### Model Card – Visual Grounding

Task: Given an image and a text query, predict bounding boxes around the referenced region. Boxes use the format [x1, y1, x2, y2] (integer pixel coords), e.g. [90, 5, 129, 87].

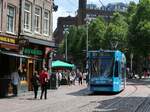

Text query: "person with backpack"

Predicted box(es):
[39, 68, 49, 99]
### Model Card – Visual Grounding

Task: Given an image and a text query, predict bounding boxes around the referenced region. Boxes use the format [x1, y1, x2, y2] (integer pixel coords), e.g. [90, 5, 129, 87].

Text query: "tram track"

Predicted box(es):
[76, 84, 139, 112]
[104, 84, 138, 109]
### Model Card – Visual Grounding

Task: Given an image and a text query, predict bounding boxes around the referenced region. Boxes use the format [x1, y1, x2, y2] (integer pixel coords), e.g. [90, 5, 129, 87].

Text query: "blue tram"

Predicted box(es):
[87, 50, 126, 92]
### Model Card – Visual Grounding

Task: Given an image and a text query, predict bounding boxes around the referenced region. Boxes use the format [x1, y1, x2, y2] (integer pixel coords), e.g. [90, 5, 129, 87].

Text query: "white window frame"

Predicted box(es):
[43, 10, 49, 36]
[7, 5, 15, 33]
[24, 1, 31, 31]
[0, 0, 2, 31]
[34, 6, 41, 33]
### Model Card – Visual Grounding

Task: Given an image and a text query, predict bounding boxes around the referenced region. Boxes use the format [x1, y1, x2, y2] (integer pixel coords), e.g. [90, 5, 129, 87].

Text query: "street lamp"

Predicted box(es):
[85, 17, 90, 70]
[63, 28, 69, 61]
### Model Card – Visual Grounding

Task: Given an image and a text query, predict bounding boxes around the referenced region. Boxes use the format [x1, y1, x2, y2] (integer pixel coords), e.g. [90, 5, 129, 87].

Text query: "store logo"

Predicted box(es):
[0, 36, 15, 44]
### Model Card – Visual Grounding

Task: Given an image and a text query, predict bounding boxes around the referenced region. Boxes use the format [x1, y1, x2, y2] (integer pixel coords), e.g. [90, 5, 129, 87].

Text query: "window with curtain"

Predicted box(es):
[7, 5, 15, 33]
[34, 6, 41, 33]
[43, 10, 49, 35]
[24, 1, 31, 31]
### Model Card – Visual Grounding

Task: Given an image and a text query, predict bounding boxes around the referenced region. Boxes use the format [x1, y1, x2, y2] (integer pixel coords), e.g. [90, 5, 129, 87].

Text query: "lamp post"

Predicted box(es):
[85, 17, 90, 70]
[130, 53, 133, 74]
[64, 28, 69, 61]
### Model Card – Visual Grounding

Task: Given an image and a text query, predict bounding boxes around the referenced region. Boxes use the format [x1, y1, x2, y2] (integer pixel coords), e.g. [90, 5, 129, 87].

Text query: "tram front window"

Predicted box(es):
[91, 56, 114, 78]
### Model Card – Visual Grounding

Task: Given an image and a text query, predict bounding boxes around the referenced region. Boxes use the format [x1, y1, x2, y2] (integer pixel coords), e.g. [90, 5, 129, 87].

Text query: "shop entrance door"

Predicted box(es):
[28, 60, 33, 91]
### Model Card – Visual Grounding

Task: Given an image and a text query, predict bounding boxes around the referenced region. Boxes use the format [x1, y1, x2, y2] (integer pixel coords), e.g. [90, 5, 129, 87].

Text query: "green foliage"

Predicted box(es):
[104, 12, 128, 50]
[126, 1, 137, 24]
[128, 0, 150, 57]
[88, 17, 106, 50]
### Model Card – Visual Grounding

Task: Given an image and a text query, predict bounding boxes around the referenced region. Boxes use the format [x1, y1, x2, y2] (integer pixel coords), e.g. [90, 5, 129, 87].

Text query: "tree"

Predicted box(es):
[58, 17, 106, 69]
[129, 0, 150, 57]
[128, 0, 150, 74]
[88, 17, 106, 50]
[58, 26, 86, 68]
[104, 12, 128, 50]
[126, 1, 137, 24]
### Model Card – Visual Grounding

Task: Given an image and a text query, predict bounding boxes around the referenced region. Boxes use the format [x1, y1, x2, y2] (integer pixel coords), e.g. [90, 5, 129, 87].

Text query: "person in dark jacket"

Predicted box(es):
[31, 71, 40, 99]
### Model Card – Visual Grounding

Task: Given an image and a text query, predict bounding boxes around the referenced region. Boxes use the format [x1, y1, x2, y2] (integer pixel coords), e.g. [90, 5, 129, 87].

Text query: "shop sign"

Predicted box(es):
[0, 36, 15, 44]
[23, 48, 43, 56]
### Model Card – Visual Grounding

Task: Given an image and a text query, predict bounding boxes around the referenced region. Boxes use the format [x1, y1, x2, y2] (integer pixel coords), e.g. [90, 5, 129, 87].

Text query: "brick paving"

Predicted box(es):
[0, 83, 89, 112]
[1, 79, 150, 112]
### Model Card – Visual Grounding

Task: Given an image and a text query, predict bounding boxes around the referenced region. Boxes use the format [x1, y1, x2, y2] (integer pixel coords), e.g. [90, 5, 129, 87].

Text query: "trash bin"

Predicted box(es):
[49, 74, 58, 89]
[0, 78, 10, 98]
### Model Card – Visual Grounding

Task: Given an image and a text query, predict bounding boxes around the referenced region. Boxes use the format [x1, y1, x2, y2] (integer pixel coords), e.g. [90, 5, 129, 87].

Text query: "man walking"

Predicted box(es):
[11, 69, 20, 96]
[39, 68, 49, 99]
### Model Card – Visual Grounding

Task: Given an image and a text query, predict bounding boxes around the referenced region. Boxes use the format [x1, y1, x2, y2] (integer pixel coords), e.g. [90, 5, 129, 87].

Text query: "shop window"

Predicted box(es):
[43, 10, 49, 35]
[7, 5, 15, 33]
[24, 1, 31, 31]
[34, 6, 41, 33]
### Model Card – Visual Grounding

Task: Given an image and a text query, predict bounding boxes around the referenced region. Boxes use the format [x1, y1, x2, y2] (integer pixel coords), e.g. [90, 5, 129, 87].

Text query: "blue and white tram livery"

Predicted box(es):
[87, 50, 126, 92]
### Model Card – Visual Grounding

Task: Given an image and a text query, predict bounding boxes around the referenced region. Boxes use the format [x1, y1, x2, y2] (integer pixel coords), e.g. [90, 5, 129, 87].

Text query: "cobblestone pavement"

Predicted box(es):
[0, 79, 150, 112]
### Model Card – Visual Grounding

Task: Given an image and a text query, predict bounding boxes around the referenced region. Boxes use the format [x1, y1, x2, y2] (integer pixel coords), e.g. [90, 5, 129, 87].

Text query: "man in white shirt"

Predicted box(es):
[11, 69, 20, 96]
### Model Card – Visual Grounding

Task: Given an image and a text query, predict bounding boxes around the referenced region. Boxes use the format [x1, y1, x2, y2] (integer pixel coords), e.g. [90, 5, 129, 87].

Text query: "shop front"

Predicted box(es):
[0, 35, 19, 97]
[19, 43, 54, 91]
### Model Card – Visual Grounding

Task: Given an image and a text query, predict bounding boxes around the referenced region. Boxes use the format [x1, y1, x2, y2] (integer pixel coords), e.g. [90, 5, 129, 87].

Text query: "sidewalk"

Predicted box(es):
[0, 83, 88, 112]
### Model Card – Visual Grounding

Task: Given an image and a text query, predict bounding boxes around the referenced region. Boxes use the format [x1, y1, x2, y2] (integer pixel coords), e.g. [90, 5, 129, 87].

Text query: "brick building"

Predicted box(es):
[0, 0, 55, 96]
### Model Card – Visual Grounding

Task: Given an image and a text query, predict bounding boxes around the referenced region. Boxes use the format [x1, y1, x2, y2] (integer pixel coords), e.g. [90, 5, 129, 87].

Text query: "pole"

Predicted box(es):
[130, 53, 133, 73]
[86, 20, 89, 70]
[65, 32, 68, 61]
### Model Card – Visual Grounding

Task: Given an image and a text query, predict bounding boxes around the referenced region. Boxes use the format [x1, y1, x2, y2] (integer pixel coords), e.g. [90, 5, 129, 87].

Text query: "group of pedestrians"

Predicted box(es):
[10, 68, 87, 99]
[10, 68, 49, 99]
[31, 68, 49, 99]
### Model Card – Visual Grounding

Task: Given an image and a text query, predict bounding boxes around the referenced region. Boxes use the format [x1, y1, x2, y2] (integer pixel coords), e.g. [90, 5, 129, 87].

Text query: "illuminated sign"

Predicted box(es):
[0, 36, 16, 44]
[23, 48, 43, 56]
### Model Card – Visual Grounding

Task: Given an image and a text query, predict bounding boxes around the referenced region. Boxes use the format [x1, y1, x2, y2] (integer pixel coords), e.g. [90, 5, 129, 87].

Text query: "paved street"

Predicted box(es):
[1, 79, 150, 112]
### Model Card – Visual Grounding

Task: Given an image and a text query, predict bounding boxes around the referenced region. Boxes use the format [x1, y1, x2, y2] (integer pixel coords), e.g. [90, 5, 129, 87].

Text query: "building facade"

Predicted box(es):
[0, 0, 55, 96]
[19, 0, 54, 91]
[0, 0, 20, 97]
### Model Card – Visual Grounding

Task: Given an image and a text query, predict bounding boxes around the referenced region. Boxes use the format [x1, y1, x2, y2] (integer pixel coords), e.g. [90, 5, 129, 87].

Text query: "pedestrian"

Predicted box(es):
[57, 71, 62, 86]
[39, 68, 49, 99]
[31, 71, 40, 99]
[11, 69, 20, 96]
[78, 72, 83, 85]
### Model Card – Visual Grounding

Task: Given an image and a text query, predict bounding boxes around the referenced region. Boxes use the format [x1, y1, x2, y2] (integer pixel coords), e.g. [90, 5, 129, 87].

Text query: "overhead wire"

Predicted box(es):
[98, 0, 105, 7]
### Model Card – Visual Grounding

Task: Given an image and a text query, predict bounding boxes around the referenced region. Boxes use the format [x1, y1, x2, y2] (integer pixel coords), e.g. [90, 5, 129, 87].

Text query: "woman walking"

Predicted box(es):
[31, 71, 40, 99]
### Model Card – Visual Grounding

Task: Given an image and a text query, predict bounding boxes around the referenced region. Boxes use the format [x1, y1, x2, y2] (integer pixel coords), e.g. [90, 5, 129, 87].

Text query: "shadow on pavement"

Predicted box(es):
[127, 78, 150, 86]
[67, 88, 121, 96]
[92, 96, 150, 112]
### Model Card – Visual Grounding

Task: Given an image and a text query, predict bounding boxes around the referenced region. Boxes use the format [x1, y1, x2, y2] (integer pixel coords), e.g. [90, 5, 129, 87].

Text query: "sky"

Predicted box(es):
[53, 0, 139, 31]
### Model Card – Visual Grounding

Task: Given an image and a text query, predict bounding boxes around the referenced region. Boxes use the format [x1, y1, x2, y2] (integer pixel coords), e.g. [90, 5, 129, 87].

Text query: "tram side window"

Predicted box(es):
[114, 61, 119, 77]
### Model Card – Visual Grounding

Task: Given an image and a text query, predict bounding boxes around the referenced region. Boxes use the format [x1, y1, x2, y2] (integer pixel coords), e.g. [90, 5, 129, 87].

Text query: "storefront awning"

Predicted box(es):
[0, 50, 31, 58]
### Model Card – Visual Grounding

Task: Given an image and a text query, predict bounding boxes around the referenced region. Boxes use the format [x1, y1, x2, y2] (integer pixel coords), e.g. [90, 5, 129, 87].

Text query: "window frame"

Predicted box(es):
[24, 1, 32, 32]
[7, 4, 15, 33]
[34, 6, 41, 34]
[43, 10, 49, 36]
